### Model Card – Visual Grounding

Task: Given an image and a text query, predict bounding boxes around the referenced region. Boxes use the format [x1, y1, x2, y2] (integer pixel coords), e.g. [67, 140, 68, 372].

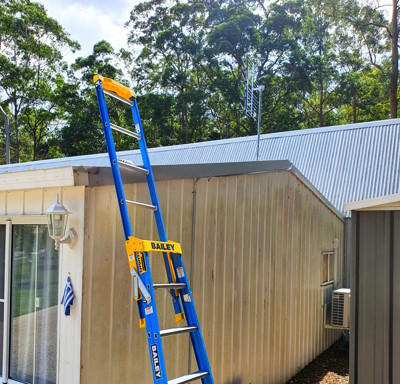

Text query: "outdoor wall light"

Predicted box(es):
[45, 193, 78, 250]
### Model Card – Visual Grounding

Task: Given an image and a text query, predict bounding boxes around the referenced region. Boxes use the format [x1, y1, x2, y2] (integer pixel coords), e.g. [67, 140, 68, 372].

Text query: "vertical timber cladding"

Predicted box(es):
[351, 211, 400, 384]
[81, 171, 344, 384]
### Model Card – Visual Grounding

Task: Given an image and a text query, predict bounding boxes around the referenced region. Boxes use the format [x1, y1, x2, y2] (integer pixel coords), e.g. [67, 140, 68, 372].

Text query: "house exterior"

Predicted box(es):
[4, 116, 398, 290]
[345, 195, 400, 384]
[0, 160, 344, 384]
[1, 116, 398, 383]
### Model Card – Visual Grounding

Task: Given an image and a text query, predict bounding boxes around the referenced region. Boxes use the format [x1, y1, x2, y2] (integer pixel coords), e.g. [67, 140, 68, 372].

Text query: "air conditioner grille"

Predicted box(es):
[331, 293, 345, 327]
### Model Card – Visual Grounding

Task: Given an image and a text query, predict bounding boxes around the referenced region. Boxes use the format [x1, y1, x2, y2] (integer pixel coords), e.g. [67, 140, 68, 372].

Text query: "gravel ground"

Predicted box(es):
[287, 339, 349, 384]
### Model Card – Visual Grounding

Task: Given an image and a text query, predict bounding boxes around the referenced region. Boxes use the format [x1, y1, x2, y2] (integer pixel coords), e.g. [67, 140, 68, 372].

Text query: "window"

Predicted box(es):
[322, 251, 335, 285]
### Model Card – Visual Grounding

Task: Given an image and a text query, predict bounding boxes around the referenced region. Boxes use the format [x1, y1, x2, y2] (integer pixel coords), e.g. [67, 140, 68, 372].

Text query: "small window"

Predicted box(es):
[322, 251, 335, 285]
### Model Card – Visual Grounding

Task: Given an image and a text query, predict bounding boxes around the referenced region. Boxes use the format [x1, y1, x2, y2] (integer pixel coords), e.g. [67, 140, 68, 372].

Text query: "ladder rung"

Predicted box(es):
[103, 89, 134, 106]
[126, 200, 157, 211]
[160, 326, 197, 338]
[110, 123, 141, 139]
[118, 159, 149, 174]
[153, 283, 186, 290]
[168, 371, 209, 384]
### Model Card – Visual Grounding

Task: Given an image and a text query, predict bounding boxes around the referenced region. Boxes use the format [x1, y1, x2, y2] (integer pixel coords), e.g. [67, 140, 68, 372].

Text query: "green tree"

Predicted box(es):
[334, 0, 395, 117]
[205, 0, 262, 136]
[257, 0, 311, 132]
[298, 0, 342, 127]
[0, 0, 79, 162]
[337, 65, 390, 122]
[205, 0, 310, 134]
[58, 41, 134, 156]
[126, 0, 211, 143]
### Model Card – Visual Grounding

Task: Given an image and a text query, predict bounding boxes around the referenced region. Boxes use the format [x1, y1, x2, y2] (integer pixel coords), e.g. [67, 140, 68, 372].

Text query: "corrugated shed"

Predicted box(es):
[81, 171, 344, 384]
[1, 118, 399, 216]
[350, 211, 400, 384]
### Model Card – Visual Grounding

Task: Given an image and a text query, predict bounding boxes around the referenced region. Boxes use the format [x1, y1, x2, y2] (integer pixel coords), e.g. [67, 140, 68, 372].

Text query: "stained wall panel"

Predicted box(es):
[81, 171, 344, 383]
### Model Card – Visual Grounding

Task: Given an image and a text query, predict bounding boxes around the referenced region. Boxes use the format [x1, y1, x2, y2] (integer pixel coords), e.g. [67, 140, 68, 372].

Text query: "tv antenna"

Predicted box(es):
[242, 59, 264, 160]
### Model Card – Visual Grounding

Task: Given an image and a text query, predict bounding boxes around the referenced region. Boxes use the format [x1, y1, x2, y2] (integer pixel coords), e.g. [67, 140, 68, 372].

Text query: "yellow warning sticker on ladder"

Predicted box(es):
[137, 252, 147, 274]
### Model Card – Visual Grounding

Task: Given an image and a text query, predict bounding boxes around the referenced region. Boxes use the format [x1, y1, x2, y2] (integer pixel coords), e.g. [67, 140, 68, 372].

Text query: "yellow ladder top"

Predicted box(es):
[93, 74, 136, 101]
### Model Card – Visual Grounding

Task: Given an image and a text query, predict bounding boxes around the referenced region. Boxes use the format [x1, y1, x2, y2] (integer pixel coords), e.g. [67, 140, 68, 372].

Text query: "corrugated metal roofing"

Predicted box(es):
[1, 118, 399, 216]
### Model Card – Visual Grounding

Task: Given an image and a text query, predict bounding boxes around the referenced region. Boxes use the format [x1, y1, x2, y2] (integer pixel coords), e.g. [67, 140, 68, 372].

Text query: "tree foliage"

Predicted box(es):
[56, 40, 137, 156]
[0, 0, 79, 161]
[0, 0, 398, 163]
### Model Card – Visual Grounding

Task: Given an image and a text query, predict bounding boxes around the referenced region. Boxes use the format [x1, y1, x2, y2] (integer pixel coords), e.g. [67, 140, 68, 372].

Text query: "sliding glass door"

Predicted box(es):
[9, 224, 58, 384]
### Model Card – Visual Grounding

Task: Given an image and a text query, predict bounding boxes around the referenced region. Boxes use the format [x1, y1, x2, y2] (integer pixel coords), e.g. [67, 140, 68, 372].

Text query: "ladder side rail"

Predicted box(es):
[94, 80, 133, 240]
[130, 100, 184, 320]
[130, 100, 167, 241]
[136, 250, 168, 383]
[171, 253, 214, 384]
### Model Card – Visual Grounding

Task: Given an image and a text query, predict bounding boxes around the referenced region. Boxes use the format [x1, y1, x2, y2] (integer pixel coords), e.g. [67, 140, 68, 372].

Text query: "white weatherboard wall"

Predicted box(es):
[81, 171, 344, 384]
[0, 184, 85, 384]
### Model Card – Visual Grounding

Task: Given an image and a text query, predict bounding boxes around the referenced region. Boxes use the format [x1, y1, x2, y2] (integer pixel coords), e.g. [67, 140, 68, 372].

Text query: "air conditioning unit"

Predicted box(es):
[330, 288, 350, 329]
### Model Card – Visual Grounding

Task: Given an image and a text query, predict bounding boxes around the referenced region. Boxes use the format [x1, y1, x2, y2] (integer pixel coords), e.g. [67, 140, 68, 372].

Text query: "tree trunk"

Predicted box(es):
[319, 83, 324, 127]
[352, 86, 357, 123]
[181, 112, 187, 143]
[0, 106, 10, 164]
[249, 116, 256, 135]
[13, 100, 19, 163]
[390, 0, 398, 118]
[319, 34, 324, 127]
[33, 137, 37, 161]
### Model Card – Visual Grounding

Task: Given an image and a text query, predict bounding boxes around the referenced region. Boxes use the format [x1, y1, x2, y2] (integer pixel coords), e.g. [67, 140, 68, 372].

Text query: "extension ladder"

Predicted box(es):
[93, 75, 214, 384]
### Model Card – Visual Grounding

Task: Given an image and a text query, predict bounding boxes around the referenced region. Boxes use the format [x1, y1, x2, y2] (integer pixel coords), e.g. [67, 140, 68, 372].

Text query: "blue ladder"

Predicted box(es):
[94, 75, 214, 384]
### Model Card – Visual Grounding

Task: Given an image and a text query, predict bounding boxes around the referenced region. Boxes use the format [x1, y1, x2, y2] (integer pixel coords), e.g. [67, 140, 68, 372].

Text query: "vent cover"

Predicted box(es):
[330, 288, 350, 329]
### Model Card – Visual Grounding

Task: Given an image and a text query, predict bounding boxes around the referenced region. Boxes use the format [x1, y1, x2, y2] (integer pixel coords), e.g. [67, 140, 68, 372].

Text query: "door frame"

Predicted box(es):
[0, 215, 59, 384]
[2, 220, 12, 383]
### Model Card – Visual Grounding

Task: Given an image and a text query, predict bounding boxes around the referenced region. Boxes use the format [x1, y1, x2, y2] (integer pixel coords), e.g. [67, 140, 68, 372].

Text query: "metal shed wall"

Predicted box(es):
[350, 211, 400, 384]
[81, 170, 344, 383]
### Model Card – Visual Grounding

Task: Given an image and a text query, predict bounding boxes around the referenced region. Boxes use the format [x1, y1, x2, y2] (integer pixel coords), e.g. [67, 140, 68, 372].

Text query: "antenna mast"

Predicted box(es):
[242, 59, 264, 160]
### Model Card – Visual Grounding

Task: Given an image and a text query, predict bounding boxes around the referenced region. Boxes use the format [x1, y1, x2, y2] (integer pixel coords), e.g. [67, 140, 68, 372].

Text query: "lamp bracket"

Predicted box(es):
[56, 228, 78, 250]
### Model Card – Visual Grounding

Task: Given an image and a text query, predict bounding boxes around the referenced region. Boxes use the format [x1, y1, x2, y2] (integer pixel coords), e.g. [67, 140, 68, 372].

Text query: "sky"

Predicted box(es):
[39, 0, 141, 63]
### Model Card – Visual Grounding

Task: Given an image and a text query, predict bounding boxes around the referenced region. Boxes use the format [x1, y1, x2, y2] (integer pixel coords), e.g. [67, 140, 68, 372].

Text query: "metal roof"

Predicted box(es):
[343, 193, 400, 211]
[1, 118, 399, 216]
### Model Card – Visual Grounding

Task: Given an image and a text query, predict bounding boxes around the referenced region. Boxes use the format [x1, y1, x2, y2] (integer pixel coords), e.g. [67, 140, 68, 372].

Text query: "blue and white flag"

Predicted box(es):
[61, 276, 74, 316]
